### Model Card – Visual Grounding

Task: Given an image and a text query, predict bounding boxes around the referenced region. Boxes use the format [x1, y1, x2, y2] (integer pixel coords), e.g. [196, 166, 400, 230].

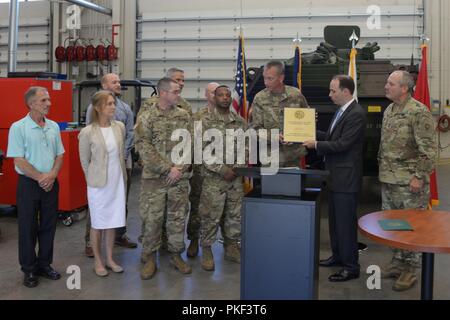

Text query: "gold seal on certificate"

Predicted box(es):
[283, 108, 316, 143]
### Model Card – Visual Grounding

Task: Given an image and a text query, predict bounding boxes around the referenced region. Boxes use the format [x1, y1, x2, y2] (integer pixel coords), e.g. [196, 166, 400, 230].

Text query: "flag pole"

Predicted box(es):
[293, 34, 302, 91]
[348, 30, 359, 101]
[236, 0, 252, 193]
[240, 29, 248, 120]
[292, 34, 305, 168]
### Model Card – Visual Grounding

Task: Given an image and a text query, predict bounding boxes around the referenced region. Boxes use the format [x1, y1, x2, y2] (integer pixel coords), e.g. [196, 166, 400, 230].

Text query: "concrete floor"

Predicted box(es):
[0, 165, 449, 300]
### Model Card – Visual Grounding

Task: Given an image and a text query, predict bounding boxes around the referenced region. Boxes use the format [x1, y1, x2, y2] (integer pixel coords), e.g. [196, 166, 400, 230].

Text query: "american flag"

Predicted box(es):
[233, 31, 252, 192]
[232, 31, 248, 120]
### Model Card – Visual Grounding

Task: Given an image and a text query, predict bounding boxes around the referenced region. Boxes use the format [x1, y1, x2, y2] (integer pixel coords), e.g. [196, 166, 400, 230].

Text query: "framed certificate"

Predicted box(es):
[283, 108, 316, 143]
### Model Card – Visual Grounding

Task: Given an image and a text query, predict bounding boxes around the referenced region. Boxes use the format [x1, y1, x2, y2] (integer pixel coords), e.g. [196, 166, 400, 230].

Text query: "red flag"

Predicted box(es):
[413, 44, 439, 207]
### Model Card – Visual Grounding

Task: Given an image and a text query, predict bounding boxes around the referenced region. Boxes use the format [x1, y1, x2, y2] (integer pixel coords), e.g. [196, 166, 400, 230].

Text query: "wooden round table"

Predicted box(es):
[358, 209, 450, 300]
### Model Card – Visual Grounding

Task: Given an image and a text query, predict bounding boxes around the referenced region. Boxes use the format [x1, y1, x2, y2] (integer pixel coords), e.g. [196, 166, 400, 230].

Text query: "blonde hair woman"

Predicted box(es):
[79, 90, 127, 276]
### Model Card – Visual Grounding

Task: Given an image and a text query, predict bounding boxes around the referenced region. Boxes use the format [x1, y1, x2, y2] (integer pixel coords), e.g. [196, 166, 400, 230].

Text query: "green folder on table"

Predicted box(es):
[378, 219, 414, 231]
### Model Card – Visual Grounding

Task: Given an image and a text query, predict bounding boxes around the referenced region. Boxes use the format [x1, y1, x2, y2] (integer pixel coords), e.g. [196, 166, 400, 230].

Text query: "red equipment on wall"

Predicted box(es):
[75, 45, 86, 62]
[55, 46, 66, 62]
[438, 114, 450, 133]
[66, 45, 76, 62]
[107, 44, 118, 61]
[96, 44, 107, 61]
[86, 44, 96, 61]
[0, 78, 87, 211]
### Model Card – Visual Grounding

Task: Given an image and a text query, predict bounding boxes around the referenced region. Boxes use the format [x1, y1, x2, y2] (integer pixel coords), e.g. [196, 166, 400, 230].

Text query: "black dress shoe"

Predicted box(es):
[37, 266, 61, 280]
[23, 273, 39, 288]
[328, 269, 360, 282]
[319, 256, 342, 267]
[358, 242, 368, 252]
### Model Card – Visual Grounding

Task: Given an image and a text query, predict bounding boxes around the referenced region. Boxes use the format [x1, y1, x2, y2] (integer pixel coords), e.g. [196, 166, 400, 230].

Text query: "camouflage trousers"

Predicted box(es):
[187, 168, 203, 240]
[159, 171, 202, 242]
[139, 178, 189, 255]
[381, 182, 430, 268]
[199, 176, 243, 247]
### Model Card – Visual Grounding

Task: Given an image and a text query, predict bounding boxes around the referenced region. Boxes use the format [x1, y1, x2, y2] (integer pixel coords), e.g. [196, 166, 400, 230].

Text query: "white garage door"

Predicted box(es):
[0, 1, 50, 77]
[137, 0, 423, 111]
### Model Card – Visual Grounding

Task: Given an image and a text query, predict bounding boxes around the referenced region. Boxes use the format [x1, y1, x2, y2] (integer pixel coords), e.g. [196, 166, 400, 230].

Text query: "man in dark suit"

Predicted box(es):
[303, 75, 367, 282]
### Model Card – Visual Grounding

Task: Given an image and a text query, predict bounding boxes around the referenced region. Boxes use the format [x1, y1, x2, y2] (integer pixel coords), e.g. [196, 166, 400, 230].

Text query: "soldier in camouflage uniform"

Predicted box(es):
[186, 82, 220, 258]
[251, 60, 310, 167]
[137, 67, 192, 118]
[378, 70, 437, 291]
[166, 67, 192, 114]
[135, 77, 192, 279]
[160, 68, 192, 250]
[198, 85, 247, 271]
[136, 68, 193, 246]
[137, 95, 191, 118]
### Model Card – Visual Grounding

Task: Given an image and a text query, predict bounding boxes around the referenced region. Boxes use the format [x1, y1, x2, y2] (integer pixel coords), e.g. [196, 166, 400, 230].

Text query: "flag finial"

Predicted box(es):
[348, 31, 358, 101]
[420, 34, 430, 42]
[420, 34, 430, 47]
[349, 30, 359, 48]
[293, 33, 302, 45]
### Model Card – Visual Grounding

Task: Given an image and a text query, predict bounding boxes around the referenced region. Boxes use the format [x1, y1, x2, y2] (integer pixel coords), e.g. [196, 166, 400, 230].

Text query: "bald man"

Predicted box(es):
[378, 70, 436, 291]
[84, 73, 137, 256]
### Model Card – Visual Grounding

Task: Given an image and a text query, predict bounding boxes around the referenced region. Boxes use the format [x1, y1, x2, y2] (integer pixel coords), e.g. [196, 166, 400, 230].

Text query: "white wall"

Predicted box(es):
[0, 0, 50, 77]
[137, 0, 424, 111]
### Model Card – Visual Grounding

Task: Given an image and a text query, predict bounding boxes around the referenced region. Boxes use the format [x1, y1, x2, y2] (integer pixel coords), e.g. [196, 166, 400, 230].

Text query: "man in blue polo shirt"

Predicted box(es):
[7, 86, 65, 288]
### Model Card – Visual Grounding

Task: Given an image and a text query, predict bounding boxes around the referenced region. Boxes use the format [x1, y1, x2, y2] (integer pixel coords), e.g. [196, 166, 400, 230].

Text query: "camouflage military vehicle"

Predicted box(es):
[246, 26, 417, 176]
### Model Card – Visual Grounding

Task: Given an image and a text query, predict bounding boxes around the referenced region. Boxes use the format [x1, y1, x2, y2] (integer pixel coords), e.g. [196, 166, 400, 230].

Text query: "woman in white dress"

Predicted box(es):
[79, 90, 127, 277]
